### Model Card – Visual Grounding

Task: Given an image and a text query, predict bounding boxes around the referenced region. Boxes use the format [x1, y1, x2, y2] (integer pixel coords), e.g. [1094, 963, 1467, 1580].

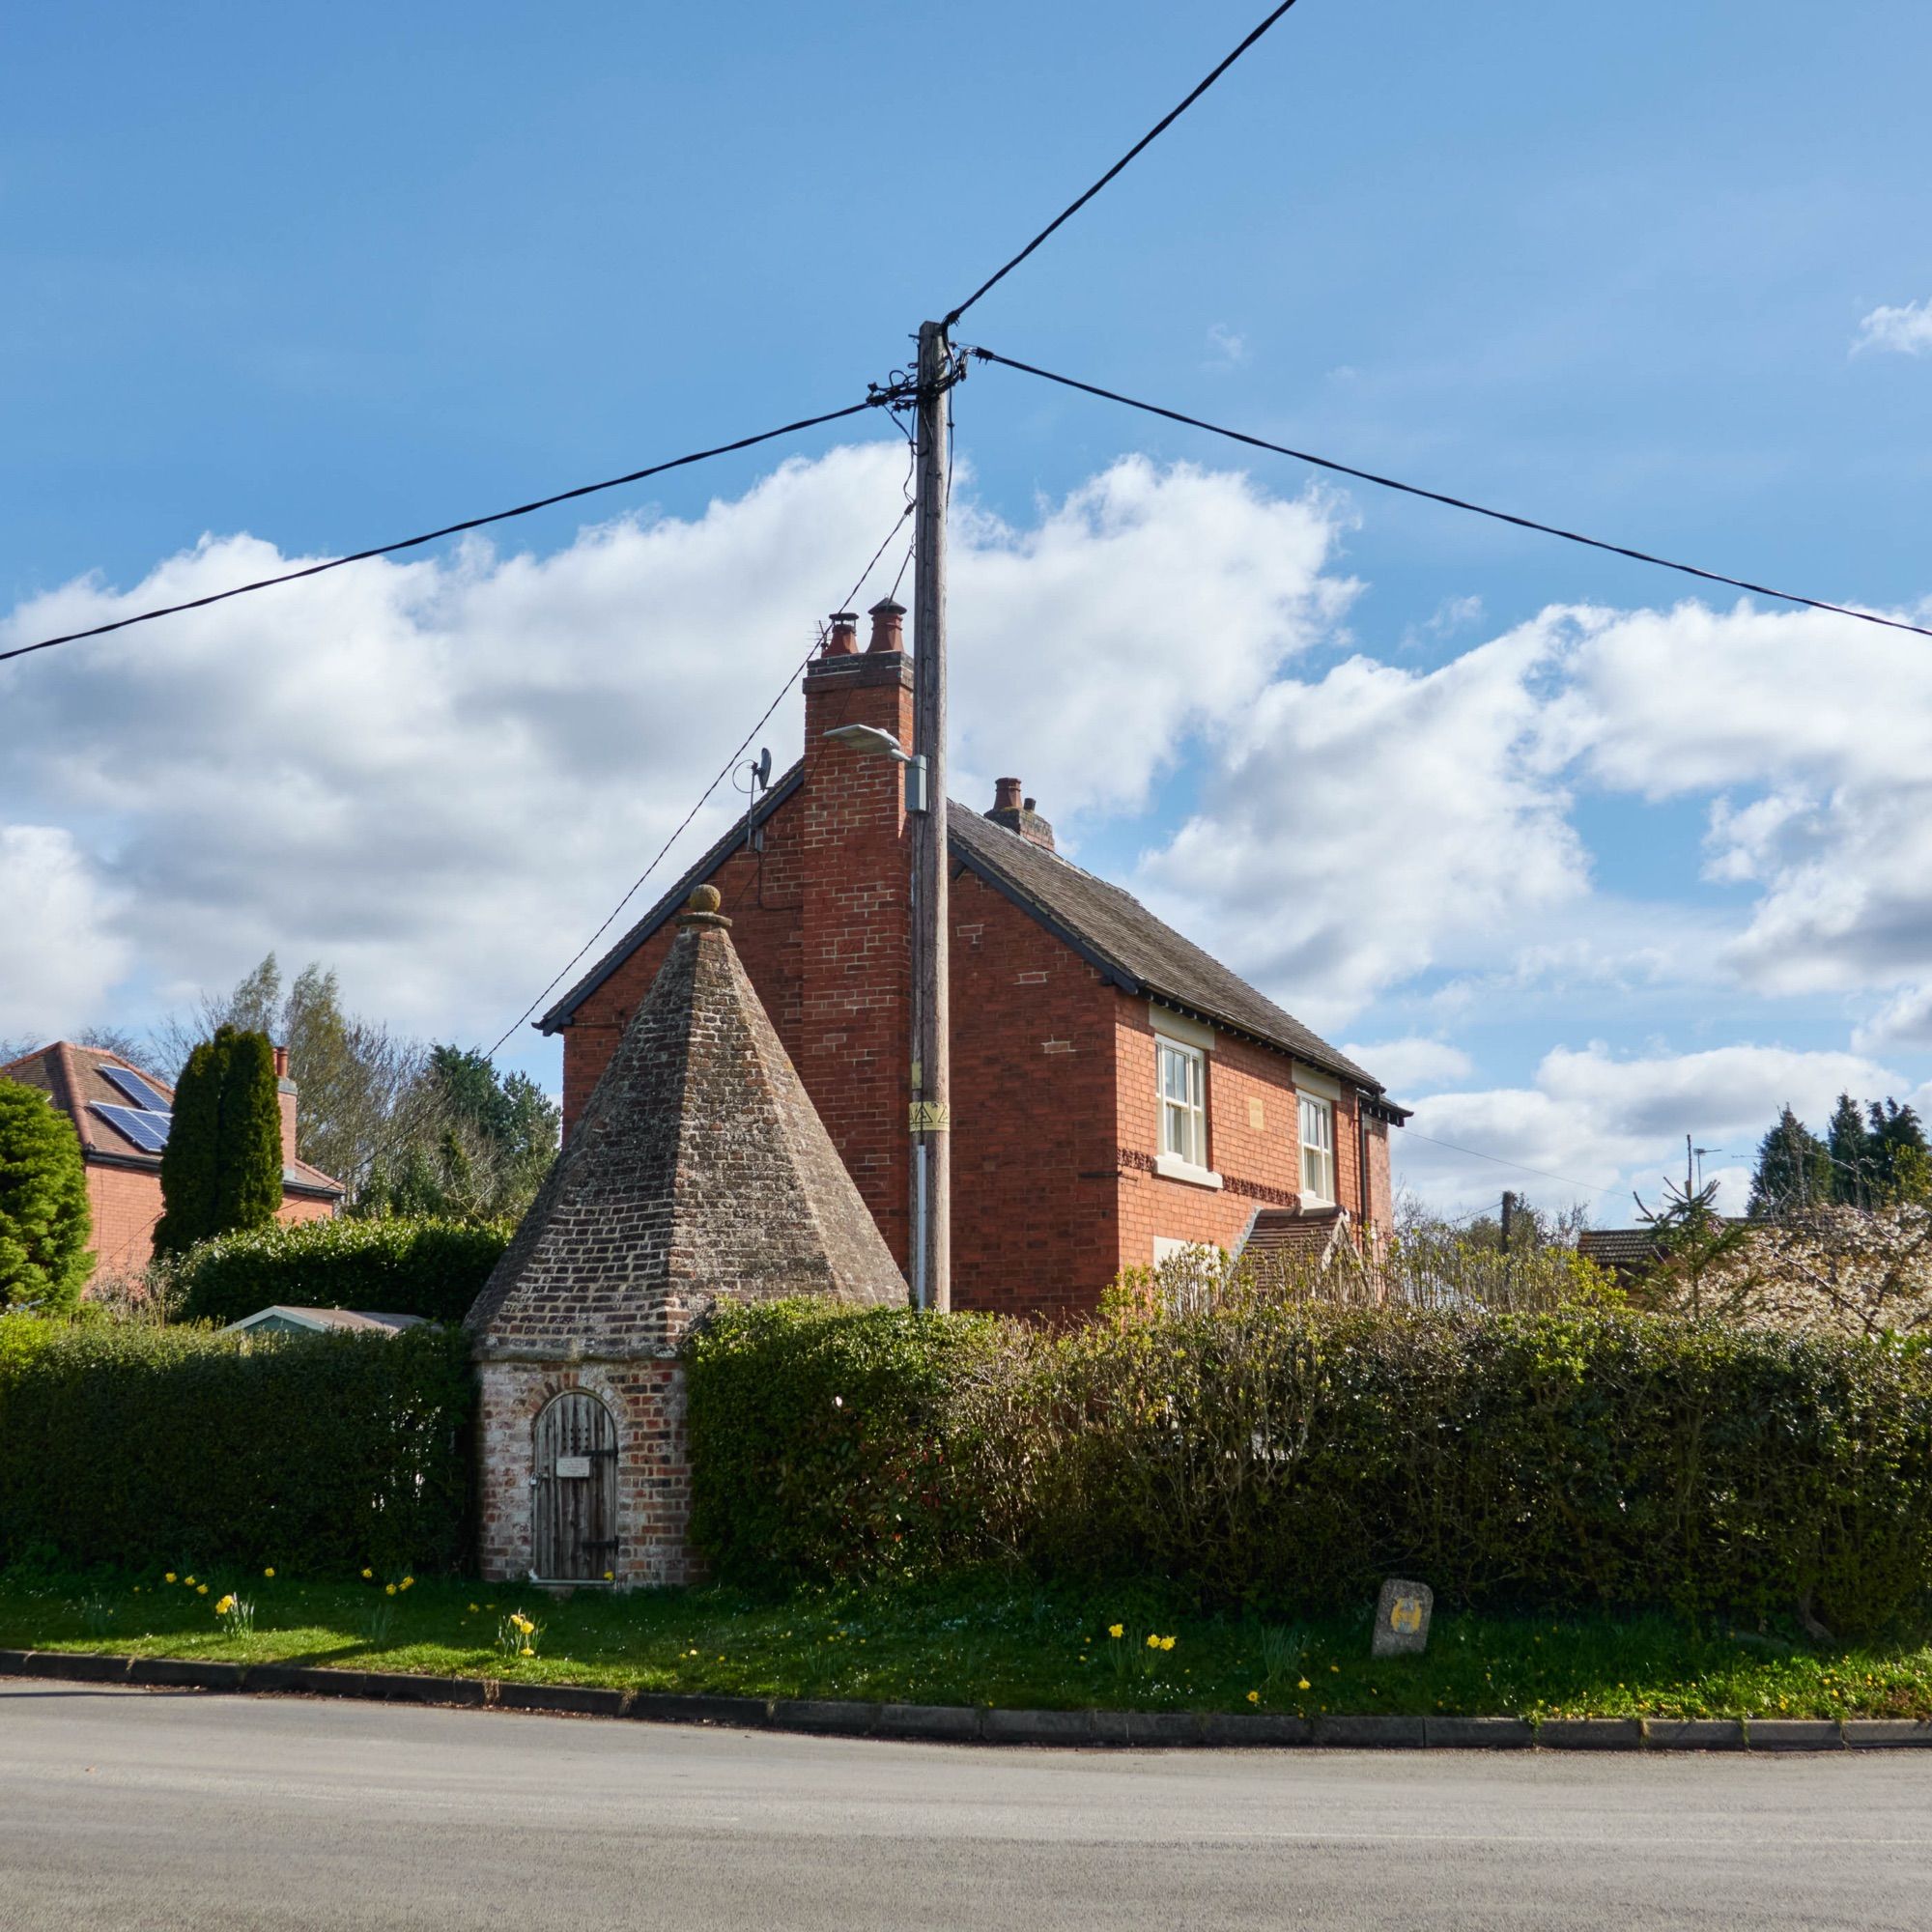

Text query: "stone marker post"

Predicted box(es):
[1372, 1578, 1434, 1657]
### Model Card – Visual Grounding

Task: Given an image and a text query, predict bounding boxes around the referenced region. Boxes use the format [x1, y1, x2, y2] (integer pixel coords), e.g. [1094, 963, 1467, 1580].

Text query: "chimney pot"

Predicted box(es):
[866, 598, 905, 654]
[823, 611, 860, 657]
[993, 777, 1023, 813]
[986, 778, 1056, 852]
[272, 1044, 289, 1080]
[1022, 797, 1037, 813]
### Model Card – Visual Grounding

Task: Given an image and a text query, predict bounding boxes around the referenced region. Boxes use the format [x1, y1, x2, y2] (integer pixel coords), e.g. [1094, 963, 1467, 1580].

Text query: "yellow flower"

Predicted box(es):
[1297, 1678, 1312, 1690]
[196, 1584, 208, 1596]
[468, 1603, 479, 1613]
[384, 1583, 397, 1597]
[1246, 1690, 1260, 1705]
[401, 1577, 413, 1590]
[163, 1573, 177, 1584]
[520, 1646, 534, 1657]
[1146, 1634, 1160, 1650]
[361, 1568, 373, 1579]
[603, 1571, 614, 1581]
[1159, 1635, 1176, 1652]
[184, 1576, 196, 1587]
[263, 1567, 275, 1578]
[215, 1596, 235, 1614]
[1108, 1623, 1123, 1639]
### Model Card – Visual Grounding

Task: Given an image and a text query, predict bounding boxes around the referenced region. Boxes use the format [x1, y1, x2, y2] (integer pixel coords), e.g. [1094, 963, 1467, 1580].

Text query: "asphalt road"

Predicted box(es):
[3, 1683, 1930, 1930]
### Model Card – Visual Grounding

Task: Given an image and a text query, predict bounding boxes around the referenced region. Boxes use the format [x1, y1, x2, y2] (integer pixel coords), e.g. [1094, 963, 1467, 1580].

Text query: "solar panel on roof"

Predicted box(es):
[101, 1065, 171, 1111]
[91, 1102, 171, 1153]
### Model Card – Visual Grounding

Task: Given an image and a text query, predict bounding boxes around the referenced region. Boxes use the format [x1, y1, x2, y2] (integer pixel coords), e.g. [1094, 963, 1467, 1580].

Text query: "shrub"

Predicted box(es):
[156, 1026, 283, 1258]
[175, 1214, 512, 1326]
[686, 1298, 1000, 1586]
[0, 1083, 93, 1313]
[0, 1321, 473, 1576]
[687, 1293, 1932, 1636]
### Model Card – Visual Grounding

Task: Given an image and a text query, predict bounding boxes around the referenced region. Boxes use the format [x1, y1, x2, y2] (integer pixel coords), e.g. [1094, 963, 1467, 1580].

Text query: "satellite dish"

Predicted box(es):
[755, 746, 773, 789]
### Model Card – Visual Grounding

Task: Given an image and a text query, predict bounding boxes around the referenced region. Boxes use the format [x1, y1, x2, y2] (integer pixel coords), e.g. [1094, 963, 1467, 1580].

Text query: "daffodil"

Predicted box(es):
[468, 1603, 480, 1613]
[384, 1583, 397, 1597]
[163, 1572, 177, 1584]
[361, 1568, 373, 1580]
[196, 1584, 208, 1596]
[1146, 1634, 1160, 1650]
[1159, 1635, 1176, 1652]
[263, 1567, 275, 1579]
[184, 1576, 196, 1587]
[520, 1645, 534, 1657]
[216, 1596, 235, 1614]
[1108, 1623, 1123, 1639]
[1246, 1690, 1260, 1705]
[400, 1577, 413, 1591]
[1297, 1677, 1312, 1690]
[603, 1571, 614, 1581]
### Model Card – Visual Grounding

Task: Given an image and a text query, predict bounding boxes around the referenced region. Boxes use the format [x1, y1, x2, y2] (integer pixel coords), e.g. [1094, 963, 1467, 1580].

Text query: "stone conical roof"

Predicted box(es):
[467, 887, 905, 1360]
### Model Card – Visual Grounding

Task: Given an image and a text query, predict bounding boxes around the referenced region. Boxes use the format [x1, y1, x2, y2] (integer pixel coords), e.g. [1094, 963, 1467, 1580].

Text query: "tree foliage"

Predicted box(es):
[154, 1026, 282, 1258]
[0, 1083, 93, 1313]
[1747, 1107, 1833, 1218]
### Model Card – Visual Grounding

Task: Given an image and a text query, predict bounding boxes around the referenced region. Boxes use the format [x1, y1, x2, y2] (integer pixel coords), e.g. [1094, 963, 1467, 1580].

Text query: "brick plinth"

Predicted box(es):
[475, 1360, 699, 1587]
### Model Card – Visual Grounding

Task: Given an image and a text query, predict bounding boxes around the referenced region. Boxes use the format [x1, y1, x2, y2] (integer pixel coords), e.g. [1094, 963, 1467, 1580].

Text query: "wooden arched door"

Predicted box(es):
[531, 1391, 617, 1580]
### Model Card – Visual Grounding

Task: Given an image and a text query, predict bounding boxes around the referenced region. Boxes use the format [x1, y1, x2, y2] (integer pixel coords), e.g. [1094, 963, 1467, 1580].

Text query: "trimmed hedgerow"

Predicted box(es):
[687, 1296, 1932, 1635]
[686, 1299, 1001, 1587]
[0, 1321, 473, 1576]
[175, 1214, 512, 1327]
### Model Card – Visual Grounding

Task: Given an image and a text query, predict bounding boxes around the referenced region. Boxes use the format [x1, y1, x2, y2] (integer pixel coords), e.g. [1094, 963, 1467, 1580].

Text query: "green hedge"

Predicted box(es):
[175, 1215, 511, 1326]
[0, 1321, 473, 1576]
[687, 1299, 1932, 1634]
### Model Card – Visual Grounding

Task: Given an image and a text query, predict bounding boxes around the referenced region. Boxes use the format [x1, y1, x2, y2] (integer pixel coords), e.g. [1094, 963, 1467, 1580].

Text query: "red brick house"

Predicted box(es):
[3, 1041, 344, 1281]
[540, 602, 1406, 1320]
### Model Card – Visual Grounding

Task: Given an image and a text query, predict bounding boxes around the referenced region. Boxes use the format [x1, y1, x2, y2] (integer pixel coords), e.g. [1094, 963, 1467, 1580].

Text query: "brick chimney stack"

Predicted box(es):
[985, 779, 1056, 852]
[797, 606, 918, 1263]
[272, 1044, 298, 1167]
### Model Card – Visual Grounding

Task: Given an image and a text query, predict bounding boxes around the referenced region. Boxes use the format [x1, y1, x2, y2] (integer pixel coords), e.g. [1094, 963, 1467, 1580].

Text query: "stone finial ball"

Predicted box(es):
[688, 884, 723, 915]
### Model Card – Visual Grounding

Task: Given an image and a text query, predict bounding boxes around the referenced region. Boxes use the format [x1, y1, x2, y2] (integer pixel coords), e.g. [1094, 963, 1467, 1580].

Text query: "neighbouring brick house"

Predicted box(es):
[2, 1041, 344, 1281]
[541, 602, 1407, 1321]
[468, 884, 903, 1585]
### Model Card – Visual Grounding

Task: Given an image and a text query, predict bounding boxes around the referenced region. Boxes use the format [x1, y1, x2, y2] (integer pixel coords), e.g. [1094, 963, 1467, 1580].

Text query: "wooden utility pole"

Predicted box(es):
[910, 321, 952, 1312]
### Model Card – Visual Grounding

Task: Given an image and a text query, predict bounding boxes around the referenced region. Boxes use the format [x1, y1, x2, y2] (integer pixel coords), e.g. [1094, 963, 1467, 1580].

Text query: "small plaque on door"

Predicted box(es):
[554, 1455, 592, 1479]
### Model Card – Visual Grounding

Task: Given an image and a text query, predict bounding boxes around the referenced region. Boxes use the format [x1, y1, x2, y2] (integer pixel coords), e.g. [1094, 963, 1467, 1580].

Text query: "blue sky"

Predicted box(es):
[6, 1, 1932, 1219]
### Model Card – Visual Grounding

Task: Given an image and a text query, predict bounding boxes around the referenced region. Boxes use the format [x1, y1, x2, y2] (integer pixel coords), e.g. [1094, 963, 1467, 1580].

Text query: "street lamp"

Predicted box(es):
[819, 724, 928, 811]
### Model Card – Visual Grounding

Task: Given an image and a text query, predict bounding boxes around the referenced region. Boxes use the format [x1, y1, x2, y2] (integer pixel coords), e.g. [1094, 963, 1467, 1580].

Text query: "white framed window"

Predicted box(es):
[1299, 1093, 1335, 1205]
[1157, 1037, 1207, 1170]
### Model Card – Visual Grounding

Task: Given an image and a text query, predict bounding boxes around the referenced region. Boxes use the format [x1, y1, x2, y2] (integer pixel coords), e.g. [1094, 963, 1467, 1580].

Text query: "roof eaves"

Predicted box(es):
[537, 761, 805, 1035]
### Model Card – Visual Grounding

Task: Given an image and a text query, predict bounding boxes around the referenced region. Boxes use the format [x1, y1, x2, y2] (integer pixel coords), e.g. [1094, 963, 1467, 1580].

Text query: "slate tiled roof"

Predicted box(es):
[470, 890, 906, 1360]
[2, 1041, 344, 1199]
[1236, 1205, 1352, 1269]
[538, 768, 1389, 1098]
[946, 809, 1383, 1093]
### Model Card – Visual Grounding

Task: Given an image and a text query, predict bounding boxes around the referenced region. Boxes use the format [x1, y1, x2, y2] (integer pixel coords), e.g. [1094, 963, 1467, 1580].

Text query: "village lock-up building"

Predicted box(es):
[468, 884, 904, 1586]
[540, 602, 1408, 1320]
[2, 1040, 343, 1281]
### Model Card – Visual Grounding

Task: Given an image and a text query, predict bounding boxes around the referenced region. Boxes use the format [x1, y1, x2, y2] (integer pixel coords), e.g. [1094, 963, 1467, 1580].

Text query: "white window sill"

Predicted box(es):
[1155, 1151, 1224, 1190]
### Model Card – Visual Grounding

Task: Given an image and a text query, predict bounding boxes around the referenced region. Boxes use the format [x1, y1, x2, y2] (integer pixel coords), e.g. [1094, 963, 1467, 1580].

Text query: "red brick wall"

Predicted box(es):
[794, 651, 916, 1265]
[82, 1163, 339, 1286]
[948, 869, 1122, 1321]
[86, 1164, 165, 1280]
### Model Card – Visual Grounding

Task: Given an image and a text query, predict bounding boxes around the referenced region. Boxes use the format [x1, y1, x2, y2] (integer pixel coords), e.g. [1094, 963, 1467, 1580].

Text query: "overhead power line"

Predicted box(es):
[1395, 1125, 1613, 1197]
[483, 499, 918, 1059]
[969, 348, 1932, 641]
[0, 392, 909, 667]
[944, 0, 1306, 327]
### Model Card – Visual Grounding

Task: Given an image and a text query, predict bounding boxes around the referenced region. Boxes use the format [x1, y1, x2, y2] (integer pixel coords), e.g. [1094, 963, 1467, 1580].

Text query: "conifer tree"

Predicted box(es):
[1827, 1094, 1876, 1207]
[0, 1080, 94, 1311]
[1747, 1106, 1833, 1218]
[155, 1025, 282, 1257]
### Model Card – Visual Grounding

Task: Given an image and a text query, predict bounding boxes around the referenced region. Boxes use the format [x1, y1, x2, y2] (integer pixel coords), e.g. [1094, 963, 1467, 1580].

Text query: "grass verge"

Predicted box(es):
[2, 1567, 1928, 1720]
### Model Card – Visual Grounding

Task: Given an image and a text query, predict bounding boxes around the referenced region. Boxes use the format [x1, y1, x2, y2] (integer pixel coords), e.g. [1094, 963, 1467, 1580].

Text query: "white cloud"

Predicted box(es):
[0, 827, 128, 1039]
[1395, 1040, 1900, 1219]
[1339, 1037, 1472, 1094]
[1853, 299, 1932, 356]
[1134, 619, 1588, 1031]
[1205, 324, 1249, 368]
[0, 448, 1355, 1053]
